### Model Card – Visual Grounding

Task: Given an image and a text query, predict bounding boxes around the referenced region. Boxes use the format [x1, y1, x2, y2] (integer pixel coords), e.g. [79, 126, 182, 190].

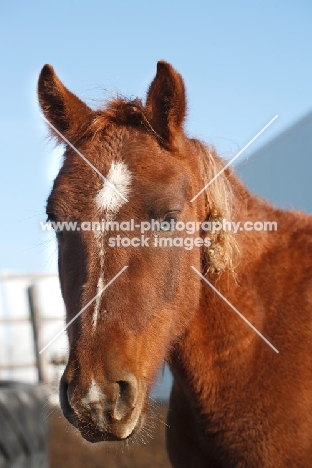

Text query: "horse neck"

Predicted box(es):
[171, 169, 279, 405]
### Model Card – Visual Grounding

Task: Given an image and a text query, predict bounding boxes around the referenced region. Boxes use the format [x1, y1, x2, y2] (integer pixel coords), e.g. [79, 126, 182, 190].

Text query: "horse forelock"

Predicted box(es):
[89, 98, 163, 145]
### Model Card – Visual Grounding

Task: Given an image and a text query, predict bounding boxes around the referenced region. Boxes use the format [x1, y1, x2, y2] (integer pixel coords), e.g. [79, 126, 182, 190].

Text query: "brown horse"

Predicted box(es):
[38, 61, 312, 467]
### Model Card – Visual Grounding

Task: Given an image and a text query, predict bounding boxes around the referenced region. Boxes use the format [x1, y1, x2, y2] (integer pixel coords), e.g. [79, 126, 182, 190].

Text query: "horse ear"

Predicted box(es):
[38, 64, 92, 142]
[145, 61, 186, 147]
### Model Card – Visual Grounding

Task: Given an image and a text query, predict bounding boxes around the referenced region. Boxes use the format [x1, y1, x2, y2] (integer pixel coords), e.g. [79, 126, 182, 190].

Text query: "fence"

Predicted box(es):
[0, 272, 172, 401]
[0, 273, 66, 391]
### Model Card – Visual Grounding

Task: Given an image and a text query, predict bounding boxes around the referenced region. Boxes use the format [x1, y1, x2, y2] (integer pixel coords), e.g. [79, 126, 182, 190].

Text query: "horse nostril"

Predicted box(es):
[59, 376, 78, 426]
[59, 377, 69, 409]
[112, 375, 138, 421]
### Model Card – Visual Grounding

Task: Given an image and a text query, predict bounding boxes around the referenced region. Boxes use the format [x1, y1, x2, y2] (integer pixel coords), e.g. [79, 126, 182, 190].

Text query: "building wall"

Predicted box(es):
[235, 111, 312, 214]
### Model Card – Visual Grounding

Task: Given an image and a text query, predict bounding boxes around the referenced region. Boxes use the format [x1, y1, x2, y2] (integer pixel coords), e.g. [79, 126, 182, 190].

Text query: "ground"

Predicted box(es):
[49, 404, 171, 468]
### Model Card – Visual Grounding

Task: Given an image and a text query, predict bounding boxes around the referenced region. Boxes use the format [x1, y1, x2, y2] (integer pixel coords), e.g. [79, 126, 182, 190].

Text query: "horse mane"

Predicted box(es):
[192, 139, 239, 275]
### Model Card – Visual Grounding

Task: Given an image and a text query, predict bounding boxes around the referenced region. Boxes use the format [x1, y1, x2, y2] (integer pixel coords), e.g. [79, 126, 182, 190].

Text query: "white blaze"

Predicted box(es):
[92, 161, 132, 329]
[82, 377, 104, 405]
[92, 275, 104, 328]
[95, 161, 132, 217]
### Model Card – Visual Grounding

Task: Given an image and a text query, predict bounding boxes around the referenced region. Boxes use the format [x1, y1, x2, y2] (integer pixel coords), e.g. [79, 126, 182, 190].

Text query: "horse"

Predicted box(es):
[38, 61, 312, 467]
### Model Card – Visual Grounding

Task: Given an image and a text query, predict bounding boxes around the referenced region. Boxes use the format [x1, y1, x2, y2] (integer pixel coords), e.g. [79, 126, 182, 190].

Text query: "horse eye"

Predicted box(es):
[46, 213, 64, 239]
[46, 212, 56, 222]
[159, 213, 178, 232]
[55, 229, 64, 239]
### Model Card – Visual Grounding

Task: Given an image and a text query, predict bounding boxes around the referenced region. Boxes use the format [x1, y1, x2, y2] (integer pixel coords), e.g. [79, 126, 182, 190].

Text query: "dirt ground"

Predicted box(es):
[49, 404, 171, 468]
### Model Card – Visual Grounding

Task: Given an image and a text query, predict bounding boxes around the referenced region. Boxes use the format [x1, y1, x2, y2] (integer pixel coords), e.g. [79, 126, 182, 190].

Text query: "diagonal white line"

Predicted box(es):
[190, 115, 278, 202]
[191, 266, 279, 353]
[39, 266, 128, 354]
[40, 114, 128, 202]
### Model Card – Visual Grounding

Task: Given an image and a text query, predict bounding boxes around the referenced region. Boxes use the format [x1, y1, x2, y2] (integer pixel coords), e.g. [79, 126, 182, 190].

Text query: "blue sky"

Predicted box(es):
[1, 0, 312, 272]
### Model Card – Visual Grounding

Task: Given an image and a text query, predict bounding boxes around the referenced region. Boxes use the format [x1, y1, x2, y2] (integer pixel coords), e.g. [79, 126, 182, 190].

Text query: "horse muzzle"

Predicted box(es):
[59, 373, 146, 442]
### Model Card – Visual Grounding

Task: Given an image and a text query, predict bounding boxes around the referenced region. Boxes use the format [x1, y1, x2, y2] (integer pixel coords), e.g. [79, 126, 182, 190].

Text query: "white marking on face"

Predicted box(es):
[92, 161, 132, 330]
[93, 276, 104, 328]
[95, 161, 132, 217]
[82, 377, 104, 406]
[92, 230, 105, 330]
